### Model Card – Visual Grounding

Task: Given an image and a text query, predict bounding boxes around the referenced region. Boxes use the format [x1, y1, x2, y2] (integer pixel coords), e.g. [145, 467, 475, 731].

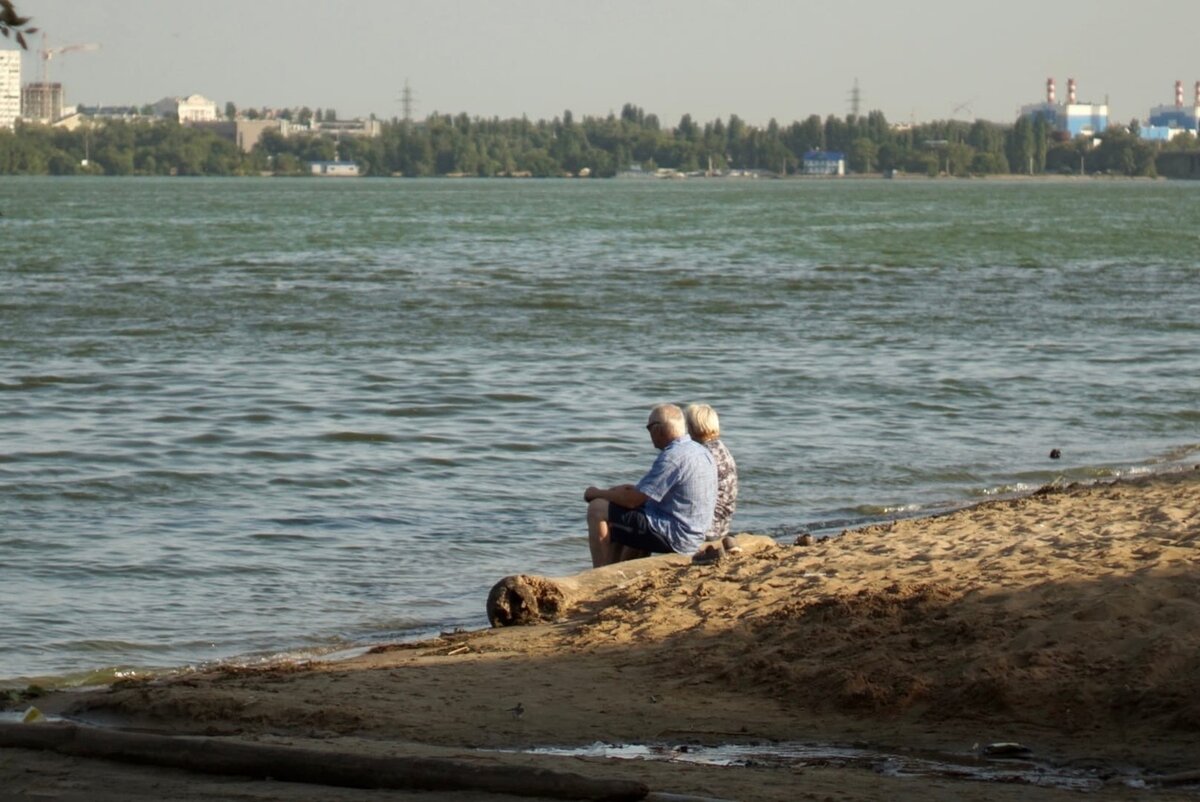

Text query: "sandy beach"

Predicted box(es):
[3, 469, 1199, 800]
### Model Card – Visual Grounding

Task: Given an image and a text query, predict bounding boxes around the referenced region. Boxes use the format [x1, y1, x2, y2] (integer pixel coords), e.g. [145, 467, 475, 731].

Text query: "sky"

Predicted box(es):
[6, 0, 1200, 127]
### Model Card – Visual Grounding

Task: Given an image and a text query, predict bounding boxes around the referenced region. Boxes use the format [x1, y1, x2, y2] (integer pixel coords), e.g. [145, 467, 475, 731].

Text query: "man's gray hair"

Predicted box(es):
[650, 403, 686, 438]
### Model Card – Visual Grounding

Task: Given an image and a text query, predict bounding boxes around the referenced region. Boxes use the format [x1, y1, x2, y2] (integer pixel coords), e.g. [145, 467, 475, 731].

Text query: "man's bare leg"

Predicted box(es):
[604, 540, 623, 565]
[587, 498, 612, 568]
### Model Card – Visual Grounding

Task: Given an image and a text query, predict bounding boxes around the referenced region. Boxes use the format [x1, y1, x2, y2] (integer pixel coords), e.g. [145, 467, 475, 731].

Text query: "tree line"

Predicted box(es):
[1, 103, 1196, 178]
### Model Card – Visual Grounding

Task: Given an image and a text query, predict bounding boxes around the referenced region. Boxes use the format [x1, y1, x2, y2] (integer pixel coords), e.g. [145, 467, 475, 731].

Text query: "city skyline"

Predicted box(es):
[4, 0, 1200, 127]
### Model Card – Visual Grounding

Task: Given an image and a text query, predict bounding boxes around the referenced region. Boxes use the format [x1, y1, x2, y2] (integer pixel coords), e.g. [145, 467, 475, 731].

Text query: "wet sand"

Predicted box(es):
[3, 469, 1199, 800]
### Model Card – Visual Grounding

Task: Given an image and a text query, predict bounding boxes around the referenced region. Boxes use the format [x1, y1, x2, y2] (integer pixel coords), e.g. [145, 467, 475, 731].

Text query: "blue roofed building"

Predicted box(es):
[1141, 80, 1200, 142]
[802, 150, 846, 176]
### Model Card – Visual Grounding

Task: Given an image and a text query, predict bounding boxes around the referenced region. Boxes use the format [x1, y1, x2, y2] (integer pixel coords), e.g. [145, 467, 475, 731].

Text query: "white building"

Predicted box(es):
[309, 160, 360, 177]
[152, 93, 219, 122]
[0, 49, 20, 130]
[802, 150, 846, 176]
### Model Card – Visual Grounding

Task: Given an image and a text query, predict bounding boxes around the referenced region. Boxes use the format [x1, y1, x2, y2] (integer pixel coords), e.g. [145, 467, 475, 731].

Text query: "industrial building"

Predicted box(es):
[0, 49, 20, 130]
[1020, 78, 1109, 137]
[189, 116, 381, 154]
[1141, 81, 1200, 141]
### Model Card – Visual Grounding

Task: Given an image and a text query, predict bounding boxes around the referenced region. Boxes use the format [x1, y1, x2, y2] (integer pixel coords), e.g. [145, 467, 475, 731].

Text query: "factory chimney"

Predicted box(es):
[1176, 80, 1184, 108]
[1046, 77, 1056, 104]
[1067, 78, 1077, 105]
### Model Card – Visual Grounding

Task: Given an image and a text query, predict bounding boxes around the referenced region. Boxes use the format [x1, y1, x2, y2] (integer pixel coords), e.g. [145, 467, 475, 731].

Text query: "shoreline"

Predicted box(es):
[4, 458, 1196, 692]
[4, 467, 1199, 800]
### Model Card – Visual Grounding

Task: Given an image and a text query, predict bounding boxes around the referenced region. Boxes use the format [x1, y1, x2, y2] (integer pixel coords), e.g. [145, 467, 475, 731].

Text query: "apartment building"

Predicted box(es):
[0, 49, 20, 130]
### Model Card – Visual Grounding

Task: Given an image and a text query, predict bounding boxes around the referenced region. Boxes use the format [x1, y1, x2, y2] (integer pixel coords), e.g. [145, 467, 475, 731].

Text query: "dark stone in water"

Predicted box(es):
[1049, 449, 1061, 459]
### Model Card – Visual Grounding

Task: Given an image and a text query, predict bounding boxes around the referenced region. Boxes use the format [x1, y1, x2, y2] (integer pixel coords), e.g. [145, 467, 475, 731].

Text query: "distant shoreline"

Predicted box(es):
[0, 172, 1187, 181]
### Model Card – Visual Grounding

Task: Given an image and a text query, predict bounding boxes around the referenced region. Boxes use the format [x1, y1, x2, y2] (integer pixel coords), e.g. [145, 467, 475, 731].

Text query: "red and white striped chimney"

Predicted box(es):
[1067, 78, 1077, 105]
[1176, 80, 1184, 108]
[1047, 77, 1056, 104]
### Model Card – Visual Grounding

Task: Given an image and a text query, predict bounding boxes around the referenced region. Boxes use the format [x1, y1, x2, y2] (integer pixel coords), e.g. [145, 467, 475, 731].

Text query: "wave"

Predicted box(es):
[237, 449, 314, 462]
[484, 392, 542, 403]
[0, 375, 92, 391]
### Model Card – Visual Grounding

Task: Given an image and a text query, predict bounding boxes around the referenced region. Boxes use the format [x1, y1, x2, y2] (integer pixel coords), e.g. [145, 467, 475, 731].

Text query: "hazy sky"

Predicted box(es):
[7, 0, 1199, 126]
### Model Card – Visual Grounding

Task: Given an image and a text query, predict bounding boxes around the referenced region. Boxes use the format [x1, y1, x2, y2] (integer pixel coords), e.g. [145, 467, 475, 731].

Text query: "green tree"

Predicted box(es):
[1045, 139, 1087, 174]
[847, 137, 878, 173]
[823, 115, 849, 153]
[1161, 131, 1198, 151]
[876, 142, 904, 172]
[676, 114, 697, 141]
[945, 142, 974, 176]
[0, 0, 36, 48]
[1032, 116, 1050, 173]
[1008, 115, 1036, 174]
[47, 149, 78, 175]
[970, 150, 1009, 174]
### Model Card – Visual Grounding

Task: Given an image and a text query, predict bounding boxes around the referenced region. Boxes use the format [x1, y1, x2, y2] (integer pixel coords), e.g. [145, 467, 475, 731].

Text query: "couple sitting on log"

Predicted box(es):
[584, 403, 738, 568]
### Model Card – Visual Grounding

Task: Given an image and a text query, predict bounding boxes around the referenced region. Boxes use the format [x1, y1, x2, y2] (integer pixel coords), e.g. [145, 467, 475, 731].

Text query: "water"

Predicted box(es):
[1, 176, 1197, 685]
[522, 740, 1158, 792]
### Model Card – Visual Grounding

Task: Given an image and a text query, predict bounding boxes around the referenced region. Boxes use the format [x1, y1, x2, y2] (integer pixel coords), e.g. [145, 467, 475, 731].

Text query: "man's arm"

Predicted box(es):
[584, 483, 648, 509]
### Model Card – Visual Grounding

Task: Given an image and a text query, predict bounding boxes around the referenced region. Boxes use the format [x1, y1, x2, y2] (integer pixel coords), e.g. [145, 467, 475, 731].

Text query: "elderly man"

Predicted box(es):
[584, 404, 717, 568]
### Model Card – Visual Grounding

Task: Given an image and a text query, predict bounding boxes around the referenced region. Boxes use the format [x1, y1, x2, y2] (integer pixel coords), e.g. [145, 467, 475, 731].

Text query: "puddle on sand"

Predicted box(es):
[521, 741, 1194, 793]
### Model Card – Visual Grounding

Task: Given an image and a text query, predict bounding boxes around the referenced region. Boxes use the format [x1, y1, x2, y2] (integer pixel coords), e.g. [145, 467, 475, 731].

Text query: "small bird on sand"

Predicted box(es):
[506, 702, 525, 719]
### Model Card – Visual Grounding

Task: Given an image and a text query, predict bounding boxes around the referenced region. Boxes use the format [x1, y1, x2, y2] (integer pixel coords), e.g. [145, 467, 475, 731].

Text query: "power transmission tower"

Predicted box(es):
[399, 79, 415, 123]
[848, 77, 861, 117]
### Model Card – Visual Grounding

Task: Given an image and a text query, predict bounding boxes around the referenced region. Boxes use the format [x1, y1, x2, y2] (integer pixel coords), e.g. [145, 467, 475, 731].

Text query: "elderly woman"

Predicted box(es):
[685, 403, 738, 542]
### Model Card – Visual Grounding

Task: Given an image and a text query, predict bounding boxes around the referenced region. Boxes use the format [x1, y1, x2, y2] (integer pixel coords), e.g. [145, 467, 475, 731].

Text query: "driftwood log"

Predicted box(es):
[0, 720, 648, 800]
[487, 534, 776, 627]
[1154, 769, 1200, 787]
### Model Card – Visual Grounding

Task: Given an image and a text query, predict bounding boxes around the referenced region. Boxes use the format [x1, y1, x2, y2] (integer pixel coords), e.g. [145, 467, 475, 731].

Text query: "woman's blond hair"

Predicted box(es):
[685, 403, 720, 442]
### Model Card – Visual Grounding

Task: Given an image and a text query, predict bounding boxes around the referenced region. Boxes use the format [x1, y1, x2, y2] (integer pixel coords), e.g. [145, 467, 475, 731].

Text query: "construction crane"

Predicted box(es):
[951, 99, 976, 120]
[37, 32, 100, 86]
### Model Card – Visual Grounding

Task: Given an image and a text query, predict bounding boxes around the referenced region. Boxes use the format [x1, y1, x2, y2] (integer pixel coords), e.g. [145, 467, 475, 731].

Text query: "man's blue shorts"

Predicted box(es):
[607, 503, 674, 553]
